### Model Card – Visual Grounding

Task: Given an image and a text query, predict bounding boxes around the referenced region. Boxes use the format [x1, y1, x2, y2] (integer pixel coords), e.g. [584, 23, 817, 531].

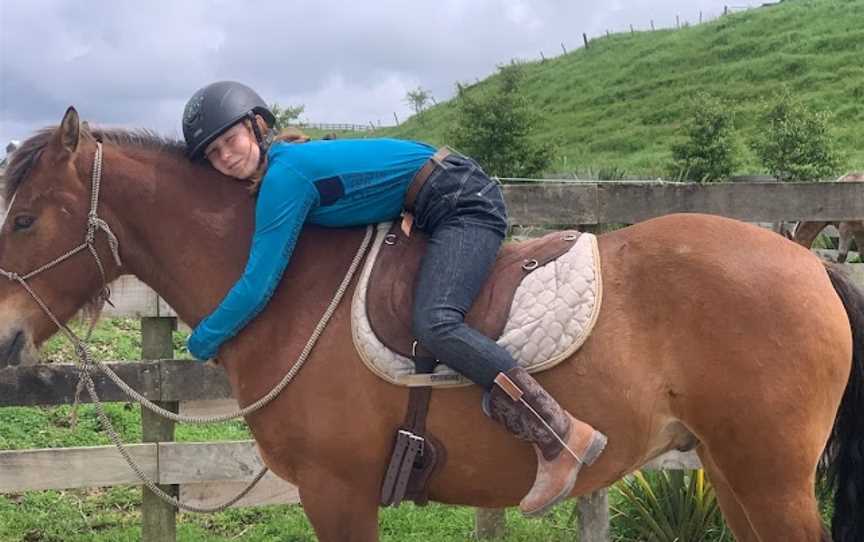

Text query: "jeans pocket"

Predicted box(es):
[456, 176, 508, 235]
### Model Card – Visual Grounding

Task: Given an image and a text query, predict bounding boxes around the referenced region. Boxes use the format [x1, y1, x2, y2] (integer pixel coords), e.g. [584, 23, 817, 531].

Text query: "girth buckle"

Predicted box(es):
[398, 429, 426, 456]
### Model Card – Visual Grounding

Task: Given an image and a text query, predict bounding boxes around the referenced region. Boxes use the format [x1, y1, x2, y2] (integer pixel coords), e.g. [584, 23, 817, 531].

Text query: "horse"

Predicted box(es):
[0, 107, 862, 542]
[793, 172, 864, 262]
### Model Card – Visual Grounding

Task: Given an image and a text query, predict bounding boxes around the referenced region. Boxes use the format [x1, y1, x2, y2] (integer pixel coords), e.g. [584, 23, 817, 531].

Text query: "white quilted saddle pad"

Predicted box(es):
[351, 222, 603, 387]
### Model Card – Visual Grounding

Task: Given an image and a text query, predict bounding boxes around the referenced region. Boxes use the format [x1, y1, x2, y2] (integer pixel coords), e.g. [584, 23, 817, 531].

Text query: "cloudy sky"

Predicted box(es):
[1, 0, 741, 156]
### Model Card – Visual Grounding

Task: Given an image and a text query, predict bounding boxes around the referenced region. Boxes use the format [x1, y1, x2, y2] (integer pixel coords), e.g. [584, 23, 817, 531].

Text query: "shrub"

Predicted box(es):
[271, 102, 305, 128]
[611, 469, 732, 542]
[670, 93, 740, 183]
[751, 88, 843, 181]
[405, 87, 433, 119]
[450, 64, 556, 178]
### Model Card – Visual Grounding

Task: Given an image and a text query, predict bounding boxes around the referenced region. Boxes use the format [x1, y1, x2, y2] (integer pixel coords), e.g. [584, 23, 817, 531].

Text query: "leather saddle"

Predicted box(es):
[366, 222, 582, 358]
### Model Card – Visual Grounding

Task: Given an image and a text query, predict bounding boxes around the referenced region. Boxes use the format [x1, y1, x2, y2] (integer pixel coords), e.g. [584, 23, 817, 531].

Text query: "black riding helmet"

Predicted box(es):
[182, 81, 276, 161]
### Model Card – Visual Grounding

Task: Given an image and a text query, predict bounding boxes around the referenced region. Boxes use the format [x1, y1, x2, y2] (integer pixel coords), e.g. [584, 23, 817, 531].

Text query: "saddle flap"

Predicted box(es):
[366, 223, 581, 357]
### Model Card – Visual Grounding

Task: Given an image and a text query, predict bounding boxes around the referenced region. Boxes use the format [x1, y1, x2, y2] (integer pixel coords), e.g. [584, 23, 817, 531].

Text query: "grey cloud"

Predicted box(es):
[1, 0, 734, 153]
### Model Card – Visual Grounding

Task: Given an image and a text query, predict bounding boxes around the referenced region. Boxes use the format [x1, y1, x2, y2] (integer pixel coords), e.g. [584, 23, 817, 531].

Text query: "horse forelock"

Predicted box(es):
[2, 126, 189, 204]
[2, 129, 52, 203]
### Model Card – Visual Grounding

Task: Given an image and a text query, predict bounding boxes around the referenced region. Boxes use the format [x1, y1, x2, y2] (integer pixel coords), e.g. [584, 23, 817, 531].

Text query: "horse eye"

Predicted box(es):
[13, 215, 35, 231]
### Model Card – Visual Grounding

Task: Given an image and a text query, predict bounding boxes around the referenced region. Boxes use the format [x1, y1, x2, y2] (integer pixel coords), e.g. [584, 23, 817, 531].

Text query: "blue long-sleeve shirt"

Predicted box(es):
[187, 138, 436, 360]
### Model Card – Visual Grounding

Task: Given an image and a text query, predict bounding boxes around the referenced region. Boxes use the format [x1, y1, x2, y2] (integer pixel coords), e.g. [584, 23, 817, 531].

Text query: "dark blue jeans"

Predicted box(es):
[411, 153, 518, 390]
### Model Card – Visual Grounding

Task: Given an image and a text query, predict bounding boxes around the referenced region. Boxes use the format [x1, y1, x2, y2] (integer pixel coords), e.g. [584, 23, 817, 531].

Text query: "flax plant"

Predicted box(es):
[611, 469, 731, 542]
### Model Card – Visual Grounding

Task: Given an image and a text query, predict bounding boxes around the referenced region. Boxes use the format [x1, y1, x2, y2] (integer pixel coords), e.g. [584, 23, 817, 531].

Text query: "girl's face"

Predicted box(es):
[204, 121, 260, 180]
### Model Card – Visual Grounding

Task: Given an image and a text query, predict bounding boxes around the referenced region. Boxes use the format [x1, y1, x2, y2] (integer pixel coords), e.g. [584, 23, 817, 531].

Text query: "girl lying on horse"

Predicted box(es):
[181, 80, 607, 515]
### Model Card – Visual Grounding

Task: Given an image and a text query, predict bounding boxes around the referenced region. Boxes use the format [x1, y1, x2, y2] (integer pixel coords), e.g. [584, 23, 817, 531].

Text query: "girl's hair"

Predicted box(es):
[247, 123, 311, 194]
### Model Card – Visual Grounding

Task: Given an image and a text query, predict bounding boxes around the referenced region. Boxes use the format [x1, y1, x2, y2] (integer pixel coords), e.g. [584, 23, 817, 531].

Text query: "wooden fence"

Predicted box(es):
[2, 180, 864, 541]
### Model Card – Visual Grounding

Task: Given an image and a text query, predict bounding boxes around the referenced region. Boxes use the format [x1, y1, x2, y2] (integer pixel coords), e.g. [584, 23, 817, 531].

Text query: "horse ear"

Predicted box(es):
[56, 106, 81, 155]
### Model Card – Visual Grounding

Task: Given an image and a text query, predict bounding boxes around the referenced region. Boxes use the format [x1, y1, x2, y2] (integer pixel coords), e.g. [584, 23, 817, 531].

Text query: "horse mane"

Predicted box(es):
[2, 126, 187, 202]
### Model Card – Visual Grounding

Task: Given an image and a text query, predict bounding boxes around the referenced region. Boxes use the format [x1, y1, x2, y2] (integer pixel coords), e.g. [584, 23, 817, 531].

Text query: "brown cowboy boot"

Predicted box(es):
[484, 367, 607, 516]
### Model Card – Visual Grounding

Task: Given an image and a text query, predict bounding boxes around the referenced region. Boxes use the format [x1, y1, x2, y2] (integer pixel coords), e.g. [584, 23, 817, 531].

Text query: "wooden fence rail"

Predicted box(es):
[2, 180, 864, 541]
[4, 180, 864, 226]
[501, 180, 864, 225]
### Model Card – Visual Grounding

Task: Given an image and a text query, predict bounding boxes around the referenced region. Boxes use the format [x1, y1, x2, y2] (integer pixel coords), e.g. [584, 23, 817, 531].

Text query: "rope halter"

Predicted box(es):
[0, 142, 122, 342]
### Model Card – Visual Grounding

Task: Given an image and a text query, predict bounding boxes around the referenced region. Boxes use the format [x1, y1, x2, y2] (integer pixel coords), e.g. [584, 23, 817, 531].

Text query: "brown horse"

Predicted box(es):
[1, 108, 863, 541]
[793, 173, 864, 262]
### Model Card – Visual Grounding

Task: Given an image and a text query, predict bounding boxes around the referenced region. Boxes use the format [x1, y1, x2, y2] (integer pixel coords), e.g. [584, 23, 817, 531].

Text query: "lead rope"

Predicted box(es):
[77, 343, 270, 513]
[0, 141, 376, 512]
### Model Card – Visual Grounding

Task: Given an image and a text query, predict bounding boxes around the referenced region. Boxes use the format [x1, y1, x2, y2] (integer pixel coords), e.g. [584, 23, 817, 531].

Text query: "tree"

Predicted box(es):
[404, 87, 432, 117]
[270, 103, 305, 128]
[450, 64, 555, 178]
[670, 93, 740, 182]
[751, 88, 843, 182]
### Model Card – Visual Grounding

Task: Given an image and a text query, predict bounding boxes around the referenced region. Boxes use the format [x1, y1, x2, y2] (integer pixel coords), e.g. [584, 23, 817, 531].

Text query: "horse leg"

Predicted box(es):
[696, 447, 759, 542]
[697, 443, 828, 542]
[837, 222, 853, 262]
[791, 221, 829, 248]
[850, 223, 864, 262]
[298, 474, 380, 542]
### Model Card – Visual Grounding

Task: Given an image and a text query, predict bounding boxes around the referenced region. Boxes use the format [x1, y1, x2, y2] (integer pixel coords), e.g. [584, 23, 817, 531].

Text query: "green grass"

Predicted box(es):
[0, 491, 585, 542]
[364, 0, 864, 177]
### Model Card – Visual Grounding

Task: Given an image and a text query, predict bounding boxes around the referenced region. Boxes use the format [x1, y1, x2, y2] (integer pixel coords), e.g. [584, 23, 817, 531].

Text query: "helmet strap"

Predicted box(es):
[247, 112, 273, 171]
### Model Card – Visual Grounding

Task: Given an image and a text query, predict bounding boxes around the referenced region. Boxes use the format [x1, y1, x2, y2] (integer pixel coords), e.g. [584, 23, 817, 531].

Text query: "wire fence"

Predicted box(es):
[540, 2, 769, 60]
[406, 2, 772, 124]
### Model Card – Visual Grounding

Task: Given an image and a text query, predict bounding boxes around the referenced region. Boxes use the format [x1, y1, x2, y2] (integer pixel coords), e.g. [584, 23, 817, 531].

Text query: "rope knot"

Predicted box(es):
[85, 220, 97, 244]
[0, 270, 21, 282]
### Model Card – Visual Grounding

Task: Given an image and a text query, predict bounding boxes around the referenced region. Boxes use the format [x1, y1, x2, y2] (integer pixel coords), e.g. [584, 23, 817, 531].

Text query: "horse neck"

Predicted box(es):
[93, 142, 370, 403]
[98, 144, 259, 327]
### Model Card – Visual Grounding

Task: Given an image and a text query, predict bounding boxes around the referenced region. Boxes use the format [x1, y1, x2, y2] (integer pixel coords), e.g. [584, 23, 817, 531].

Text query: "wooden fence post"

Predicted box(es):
[577, 490, 610, 542]
[475, 508, 506, 539]
[141, 316, 179, 542]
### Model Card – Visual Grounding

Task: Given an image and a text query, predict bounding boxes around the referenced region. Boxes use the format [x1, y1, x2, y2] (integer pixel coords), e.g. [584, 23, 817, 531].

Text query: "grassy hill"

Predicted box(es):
[368, 0, 863, 177]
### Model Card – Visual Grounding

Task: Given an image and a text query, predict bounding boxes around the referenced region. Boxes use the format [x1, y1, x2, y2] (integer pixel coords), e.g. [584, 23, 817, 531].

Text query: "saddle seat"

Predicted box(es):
[351, 222, 603, 387]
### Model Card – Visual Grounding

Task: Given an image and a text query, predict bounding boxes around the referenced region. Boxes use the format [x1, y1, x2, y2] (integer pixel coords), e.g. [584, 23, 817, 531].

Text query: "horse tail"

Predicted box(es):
[823, 264, 864, 542]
